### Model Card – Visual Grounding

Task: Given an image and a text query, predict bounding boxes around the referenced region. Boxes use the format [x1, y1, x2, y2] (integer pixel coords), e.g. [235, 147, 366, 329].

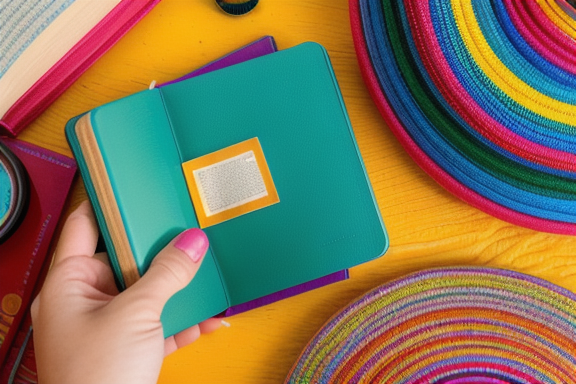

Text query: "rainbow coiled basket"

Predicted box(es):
[350, 0, 576, 234]
[286, 267, 576, 383]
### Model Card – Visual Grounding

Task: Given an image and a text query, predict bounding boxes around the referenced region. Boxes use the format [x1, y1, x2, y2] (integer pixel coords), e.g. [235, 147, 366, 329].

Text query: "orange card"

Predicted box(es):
[182, 137, 279, 228]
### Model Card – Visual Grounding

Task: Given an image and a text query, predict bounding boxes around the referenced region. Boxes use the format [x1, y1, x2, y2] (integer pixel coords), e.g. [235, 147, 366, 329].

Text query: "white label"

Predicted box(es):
[192, 151, 268, 217]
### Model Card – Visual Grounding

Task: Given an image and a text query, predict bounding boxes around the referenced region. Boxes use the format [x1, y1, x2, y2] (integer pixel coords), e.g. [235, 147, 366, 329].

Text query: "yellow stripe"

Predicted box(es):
[541, 0, 576, 38]
[452, 0, 574, 125]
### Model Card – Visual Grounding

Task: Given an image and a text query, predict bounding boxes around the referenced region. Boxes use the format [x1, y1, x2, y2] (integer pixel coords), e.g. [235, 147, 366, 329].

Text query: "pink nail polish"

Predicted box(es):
[174, 228, 209, 262]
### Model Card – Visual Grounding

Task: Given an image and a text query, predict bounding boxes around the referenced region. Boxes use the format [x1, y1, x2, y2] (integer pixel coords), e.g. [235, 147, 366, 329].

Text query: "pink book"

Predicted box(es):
[0, 0, 160, 137]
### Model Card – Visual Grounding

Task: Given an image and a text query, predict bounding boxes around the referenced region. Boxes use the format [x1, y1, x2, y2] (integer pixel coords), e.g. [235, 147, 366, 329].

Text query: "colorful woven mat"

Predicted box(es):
[285, 267, 576, 383]
[350, 0, 576, 235]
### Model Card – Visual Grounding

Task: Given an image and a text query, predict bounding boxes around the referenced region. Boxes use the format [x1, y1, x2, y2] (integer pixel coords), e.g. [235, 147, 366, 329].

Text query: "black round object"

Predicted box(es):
[215, 0, 259, 16]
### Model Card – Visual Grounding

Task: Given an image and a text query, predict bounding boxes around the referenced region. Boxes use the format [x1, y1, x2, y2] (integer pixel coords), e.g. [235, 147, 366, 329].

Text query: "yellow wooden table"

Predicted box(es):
[18, 1, 575, 383]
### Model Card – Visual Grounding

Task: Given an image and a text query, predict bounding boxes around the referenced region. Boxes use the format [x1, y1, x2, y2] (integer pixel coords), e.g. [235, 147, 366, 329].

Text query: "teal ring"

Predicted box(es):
[0, 141, 29, 244]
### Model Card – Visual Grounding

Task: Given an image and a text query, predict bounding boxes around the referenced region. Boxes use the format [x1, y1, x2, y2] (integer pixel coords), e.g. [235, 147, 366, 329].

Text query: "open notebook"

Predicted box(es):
[66, 41, 388, 337]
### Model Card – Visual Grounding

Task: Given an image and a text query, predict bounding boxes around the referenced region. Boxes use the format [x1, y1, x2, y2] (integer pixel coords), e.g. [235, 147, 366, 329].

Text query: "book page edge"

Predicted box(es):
[75, 113, 140, 287]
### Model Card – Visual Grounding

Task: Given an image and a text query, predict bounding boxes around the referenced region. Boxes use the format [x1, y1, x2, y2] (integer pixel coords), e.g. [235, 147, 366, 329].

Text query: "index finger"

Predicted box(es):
[53, 200, 99, 265]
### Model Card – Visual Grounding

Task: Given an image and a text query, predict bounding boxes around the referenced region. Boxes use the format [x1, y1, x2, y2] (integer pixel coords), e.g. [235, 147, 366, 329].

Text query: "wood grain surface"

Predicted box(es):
[17, 1, 574, 383]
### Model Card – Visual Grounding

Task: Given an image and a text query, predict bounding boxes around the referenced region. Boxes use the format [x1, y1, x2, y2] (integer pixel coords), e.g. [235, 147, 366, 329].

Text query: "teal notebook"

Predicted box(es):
[65, 42, 388, 337]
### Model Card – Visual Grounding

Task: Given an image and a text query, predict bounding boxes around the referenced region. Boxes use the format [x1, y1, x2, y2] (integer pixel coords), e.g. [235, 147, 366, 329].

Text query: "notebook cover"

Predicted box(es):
[0, 138, 77, 369]
[163, 36, 350, 316]
[0, 0, 160, 137]
[162, 42, 387, 308]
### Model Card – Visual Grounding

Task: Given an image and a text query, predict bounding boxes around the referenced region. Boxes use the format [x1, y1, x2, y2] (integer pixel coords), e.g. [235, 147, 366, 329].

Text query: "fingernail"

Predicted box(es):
[174, 228, 209, 262]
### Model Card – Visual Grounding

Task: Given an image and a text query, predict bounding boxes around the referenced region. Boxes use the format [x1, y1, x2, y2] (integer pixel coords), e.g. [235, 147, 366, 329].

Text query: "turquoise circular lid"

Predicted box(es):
[0, 141, 29, 243]
[0, 161, 12, 225]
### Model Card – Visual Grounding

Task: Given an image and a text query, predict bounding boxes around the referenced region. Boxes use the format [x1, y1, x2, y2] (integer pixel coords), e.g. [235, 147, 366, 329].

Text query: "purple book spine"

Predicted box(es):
[160, 36, 278, 87]
[223, 270, 349, 317]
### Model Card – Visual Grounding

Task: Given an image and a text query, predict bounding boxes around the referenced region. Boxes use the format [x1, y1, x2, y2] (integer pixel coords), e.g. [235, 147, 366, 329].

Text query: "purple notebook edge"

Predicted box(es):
[161, 35, 349, 316]
[223, 270, 350, 317]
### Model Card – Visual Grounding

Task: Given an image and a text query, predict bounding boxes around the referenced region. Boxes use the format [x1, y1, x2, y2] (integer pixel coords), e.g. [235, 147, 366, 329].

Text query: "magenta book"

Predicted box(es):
[0, 138, 77, 378]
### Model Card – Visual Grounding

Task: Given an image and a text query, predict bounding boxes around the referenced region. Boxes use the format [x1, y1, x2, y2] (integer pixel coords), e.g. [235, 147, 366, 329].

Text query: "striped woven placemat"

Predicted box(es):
[285, 267, 576, 383]
[350, 0, 576, 234]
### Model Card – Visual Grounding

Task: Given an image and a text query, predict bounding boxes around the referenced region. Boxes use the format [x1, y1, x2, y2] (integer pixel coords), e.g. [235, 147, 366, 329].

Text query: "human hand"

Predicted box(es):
[31, 201, 222, 384]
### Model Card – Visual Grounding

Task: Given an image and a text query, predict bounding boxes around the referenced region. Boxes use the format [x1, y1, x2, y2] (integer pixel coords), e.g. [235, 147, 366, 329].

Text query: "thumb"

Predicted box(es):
[125, 228, 209, 313]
